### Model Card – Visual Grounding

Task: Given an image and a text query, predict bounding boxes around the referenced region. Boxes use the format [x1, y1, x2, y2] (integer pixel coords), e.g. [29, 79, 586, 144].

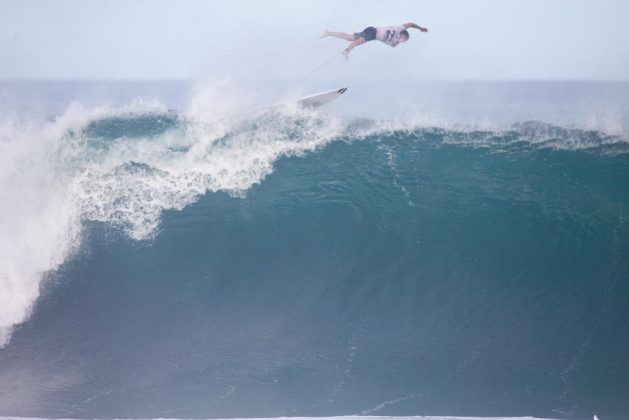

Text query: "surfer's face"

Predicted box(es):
[399, 35, 409, 43]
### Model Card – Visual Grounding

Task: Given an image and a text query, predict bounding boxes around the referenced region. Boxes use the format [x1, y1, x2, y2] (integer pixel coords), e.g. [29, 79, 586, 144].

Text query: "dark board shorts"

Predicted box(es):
[354, 26, 377, 42]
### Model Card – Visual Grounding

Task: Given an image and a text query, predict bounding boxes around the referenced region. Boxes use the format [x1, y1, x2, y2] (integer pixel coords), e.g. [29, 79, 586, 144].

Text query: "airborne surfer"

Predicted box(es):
[320, 23, 428, 59]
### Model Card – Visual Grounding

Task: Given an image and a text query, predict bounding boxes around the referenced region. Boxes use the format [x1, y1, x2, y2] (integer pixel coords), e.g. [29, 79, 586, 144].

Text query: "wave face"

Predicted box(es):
[0, 83, 628, 420]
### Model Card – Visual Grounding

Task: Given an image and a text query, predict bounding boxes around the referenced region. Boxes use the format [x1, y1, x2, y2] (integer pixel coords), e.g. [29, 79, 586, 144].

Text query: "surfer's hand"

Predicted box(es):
[419, 27, 428, 32]
[342, 50, 349, 60]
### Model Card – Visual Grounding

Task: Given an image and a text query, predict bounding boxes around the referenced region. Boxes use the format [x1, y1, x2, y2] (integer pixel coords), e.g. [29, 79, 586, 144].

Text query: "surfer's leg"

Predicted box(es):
[320, 30, 355, 41]
[342, 37, 365, 59]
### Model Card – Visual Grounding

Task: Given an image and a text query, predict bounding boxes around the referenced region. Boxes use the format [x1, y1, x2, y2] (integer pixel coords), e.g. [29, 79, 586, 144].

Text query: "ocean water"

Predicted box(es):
[0, 81, 628, 420]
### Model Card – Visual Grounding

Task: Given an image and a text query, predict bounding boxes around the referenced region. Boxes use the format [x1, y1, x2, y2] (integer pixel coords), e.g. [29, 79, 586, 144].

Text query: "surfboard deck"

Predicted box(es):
[296, 87, 347, 108]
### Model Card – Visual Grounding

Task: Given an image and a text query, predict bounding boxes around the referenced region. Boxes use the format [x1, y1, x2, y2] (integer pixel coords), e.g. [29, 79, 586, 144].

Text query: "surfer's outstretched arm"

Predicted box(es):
[403, 22, 429, 32]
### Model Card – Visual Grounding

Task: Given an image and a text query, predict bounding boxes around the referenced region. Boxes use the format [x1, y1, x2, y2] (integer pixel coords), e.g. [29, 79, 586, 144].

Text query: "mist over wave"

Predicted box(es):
[0, 80, 627, 419]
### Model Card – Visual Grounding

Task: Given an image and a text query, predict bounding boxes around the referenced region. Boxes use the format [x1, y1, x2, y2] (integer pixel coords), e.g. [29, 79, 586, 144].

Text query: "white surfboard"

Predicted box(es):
[296, 87, 348, 108]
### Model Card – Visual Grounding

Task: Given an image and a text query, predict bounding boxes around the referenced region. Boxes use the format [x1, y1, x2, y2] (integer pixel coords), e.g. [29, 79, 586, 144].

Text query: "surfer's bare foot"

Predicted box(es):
[319, 30, 331, 39]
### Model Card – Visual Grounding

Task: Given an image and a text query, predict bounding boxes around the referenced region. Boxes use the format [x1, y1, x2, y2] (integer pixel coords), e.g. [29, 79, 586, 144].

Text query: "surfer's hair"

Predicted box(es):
[400, 29, 410, 40]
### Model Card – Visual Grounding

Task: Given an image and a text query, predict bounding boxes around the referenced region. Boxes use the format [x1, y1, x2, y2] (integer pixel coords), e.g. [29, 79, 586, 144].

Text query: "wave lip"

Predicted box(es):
[0, 114, 83, 347]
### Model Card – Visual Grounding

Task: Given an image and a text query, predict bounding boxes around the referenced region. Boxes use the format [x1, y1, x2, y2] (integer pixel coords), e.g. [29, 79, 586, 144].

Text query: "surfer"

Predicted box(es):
[321, 23, 428, 59]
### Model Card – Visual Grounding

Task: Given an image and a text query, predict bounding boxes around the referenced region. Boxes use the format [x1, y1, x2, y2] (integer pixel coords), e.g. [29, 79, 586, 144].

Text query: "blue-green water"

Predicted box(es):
[0, 82, 628, 420]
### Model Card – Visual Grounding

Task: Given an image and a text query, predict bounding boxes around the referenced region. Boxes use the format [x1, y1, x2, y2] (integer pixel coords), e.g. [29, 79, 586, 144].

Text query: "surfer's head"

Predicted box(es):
[399, 29, 410, 43]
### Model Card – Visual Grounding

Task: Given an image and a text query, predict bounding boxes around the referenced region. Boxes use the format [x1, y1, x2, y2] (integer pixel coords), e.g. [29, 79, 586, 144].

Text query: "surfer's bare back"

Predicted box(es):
[321, 23, 428, 59]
